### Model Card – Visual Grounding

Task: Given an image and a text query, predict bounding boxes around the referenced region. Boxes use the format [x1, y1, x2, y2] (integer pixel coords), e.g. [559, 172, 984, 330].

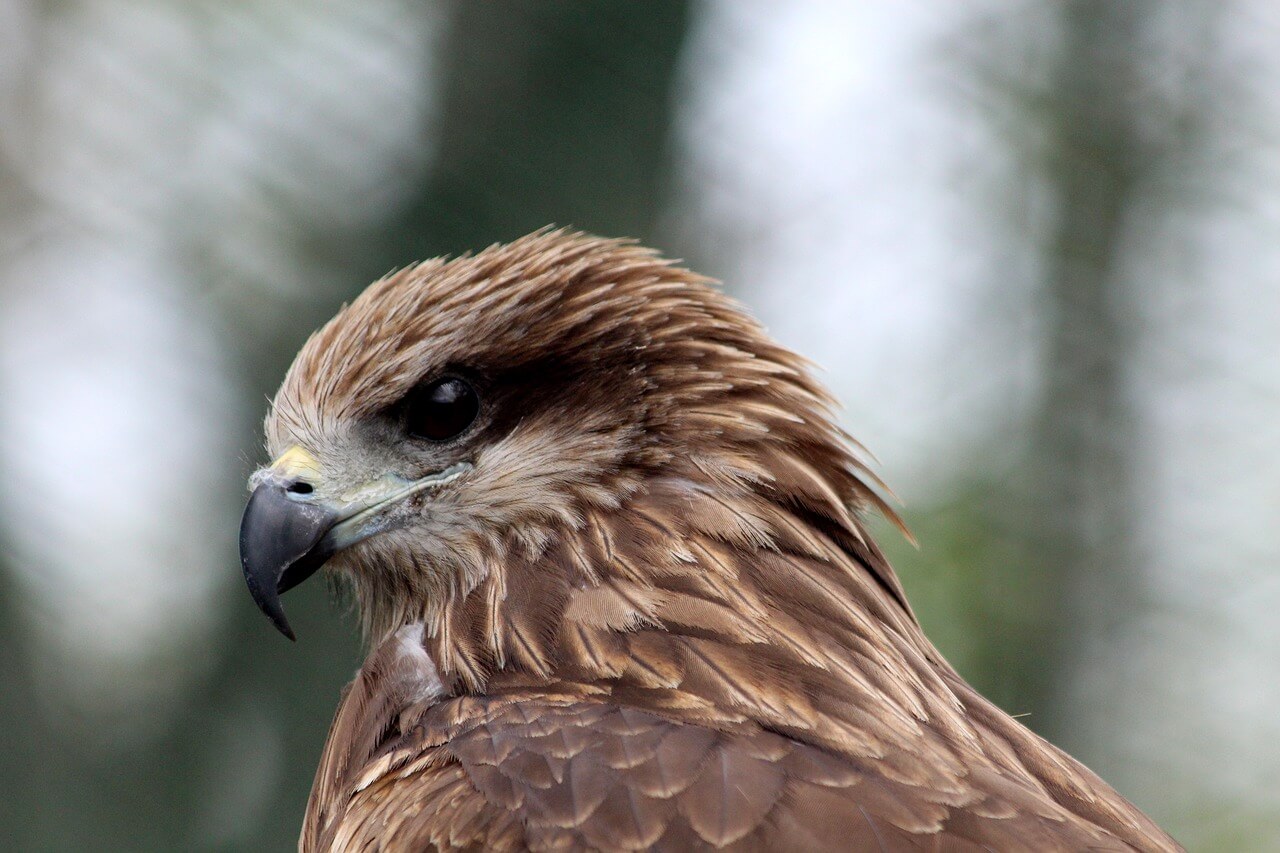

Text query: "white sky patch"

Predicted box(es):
[0, 238, 233, 710]
[669, 0, 1042, 495]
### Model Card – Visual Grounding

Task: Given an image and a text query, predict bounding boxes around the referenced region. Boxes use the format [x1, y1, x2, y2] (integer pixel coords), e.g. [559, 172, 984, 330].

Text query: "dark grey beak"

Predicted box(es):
[239, 483, 340, 640]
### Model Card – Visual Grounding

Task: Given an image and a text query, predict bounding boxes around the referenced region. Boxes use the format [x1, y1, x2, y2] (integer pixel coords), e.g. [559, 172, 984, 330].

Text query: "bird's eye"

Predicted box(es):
[405, 377, 479, 441]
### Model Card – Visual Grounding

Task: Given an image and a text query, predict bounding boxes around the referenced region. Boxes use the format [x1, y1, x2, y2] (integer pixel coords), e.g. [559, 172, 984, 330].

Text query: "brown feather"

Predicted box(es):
[257, 230, 1180, 852]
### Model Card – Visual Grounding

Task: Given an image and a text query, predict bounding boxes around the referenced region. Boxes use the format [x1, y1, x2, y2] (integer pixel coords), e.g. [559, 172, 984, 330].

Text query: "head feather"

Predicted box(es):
[266, 228, 909, 675]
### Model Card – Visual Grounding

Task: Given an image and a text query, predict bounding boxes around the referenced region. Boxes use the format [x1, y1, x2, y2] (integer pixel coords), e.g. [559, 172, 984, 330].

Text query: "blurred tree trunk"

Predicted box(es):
[1020, 0, 1205, 742]
[0, 568, 37, 849]
[369, 0, 691, 269]
[1025, 0, 1146, 732]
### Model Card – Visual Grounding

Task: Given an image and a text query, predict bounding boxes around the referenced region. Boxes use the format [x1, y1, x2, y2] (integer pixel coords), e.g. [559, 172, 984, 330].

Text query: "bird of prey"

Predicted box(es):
[240, 230, 1179, 852]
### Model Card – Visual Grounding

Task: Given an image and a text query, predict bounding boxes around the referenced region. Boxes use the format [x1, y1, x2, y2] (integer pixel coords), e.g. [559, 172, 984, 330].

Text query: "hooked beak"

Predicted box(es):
[238, 445, 469, 640]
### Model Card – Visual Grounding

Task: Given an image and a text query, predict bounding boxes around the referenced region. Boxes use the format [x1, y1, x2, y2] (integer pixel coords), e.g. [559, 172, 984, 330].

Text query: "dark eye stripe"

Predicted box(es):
[406, 377, 479, 441]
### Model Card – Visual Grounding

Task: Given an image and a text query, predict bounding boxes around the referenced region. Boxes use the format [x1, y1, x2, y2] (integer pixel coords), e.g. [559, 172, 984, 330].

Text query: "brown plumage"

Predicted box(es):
[241, 229, 1179, 851]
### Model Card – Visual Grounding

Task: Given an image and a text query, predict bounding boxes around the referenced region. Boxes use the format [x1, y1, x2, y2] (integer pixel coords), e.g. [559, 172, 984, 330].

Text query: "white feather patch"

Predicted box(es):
[388, 622, 445, 706]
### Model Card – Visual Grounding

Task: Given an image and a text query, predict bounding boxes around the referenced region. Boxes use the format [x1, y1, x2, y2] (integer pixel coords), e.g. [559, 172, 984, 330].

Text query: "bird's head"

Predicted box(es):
[241, 230, 895, 656]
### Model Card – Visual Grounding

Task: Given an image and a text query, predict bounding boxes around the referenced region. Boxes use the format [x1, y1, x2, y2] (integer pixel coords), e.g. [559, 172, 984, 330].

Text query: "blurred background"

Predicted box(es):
[0, 0, 1277, 849]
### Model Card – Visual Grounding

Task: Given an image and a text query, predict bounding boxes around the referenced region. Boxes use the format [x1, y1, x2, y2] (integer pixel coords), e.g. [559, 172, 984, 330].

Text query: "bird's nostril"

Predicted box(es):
[286, 481, 314, 496]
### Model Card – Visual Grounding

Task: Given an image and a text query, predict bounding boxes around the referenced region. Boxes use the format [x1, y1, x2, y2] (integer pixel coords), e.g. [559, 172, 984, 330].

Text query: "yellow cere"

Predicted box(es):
[270, 445, 323, 480]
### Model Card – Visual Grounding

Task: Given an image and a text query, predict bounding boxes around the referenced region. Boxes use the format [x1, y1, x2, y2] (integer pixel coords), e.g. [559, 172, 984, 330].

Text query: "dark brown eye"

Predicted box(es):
[405, 377, 479, 441]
